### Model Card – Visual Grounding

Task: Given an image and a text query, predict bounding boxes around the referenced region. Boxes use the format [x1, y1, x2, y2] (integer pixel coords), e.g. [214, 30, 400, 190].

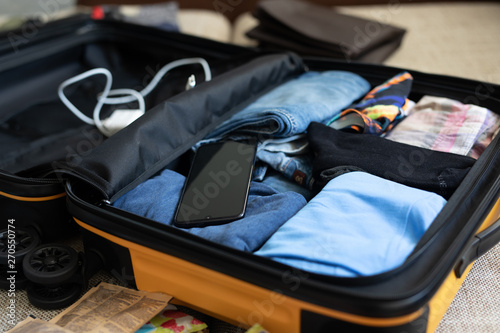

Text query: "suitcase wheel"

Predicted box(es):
[0, 228, 40, 290]
[0, 227, 41, 265]
[26, 282, 83, 310]
[22, 244, 80, 286]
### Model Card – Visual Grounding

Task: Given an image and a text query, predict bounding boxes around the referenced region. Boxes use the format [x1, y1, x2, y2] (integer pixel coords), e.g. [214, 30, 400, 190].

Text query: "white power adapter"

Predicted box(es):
[58, 58, 212, 137]
[100, 109, 145, 136]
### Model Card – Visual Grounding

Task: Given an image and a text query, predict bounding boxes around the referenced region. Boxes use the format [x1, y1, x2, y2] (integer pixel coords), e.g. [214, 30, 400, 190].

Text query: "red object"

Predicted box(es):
[161, 319, 185, 332]
[162, 310, 187, 319]
[91, 6, 105, 20]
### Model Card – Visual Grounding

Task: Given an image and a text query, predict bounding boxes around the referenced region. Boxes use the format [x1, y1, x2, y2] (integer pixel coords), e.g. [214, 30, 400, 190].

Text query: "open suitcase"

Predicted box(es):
[2, 16, 500, 333]
[56, 48, 500, 333]
[0, 16, 256, 245]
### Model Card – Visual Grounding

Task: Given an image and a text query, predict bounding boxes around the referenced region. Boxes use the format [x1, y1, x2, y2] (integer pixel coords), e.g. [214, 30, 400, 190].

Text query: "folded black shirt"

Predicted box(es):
[307, 122, 476, 199]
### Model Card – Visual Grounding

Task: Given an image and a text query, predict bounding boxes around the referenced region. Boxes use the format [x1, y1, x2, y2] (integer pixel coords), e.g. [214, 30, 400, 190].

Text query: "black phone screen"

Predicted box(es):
[174, 140, 257, 228]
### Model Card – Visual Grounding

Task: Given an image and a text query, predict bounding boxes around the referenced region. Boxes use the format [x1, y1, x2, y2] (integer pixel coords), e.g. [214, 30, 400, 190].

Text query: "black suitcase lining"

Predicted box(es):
[0, 20, 258, 175]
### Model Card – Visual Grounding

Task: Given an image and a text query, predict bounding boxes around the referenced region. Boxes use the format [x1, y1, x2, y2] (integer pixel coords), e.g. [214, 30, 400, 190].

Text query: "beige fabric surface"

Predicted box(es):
[437, 242, 500, 332]
[338, 2, 500, 84]
[177, 9, 232, 44]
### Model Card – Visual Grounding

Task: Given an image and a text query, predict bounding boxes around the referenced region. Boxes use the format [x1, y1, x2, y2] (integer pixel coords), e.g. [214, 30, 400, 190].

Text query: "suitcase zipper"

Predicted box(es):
[58, 169, 110, 201]
[0, 170, 65, 198]
[0, 171, 60, 185]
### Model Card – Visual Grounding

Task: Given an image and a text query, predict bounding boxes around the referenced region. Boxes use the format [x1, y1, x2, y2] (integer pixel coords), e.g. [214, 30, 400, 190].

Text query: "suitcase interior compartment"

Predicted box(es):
[0, 19, 254, 176]
[64, 55, 500, 332]
[0, 18, 256, 238]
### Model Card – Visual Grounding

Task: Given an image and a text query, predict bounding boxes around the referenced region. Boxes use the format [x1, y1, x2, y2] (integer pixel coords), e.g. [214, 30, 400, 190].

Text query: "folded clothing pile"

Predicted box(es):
[204, 69, 370, 139]
[308, 121, 476, 199]
[255, 171, 447, 277]
[113, 169, 307, 252]
[385, 95, 500, 159]
[114, 68, 500, 279]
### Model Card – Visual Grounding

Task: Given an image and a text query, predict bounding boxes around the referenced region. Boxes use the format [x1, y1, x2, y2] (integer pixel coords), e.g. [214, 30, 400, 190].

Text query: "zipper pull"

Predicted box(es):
[98, 199, 111, 206]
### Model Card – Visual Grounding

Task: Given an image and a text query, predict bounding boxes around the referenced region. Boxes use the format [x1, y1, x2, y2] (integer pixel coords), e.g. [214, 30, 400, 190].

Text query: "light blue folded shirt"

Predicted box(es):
[205, 70, 370, 139]
[255, 171, 447, 277]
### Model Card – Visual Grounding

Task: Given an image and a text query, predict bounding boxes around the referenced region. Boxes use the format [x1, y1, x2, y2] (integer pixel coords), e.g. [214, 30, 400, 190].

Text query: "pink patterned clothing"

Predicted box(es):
[385, 95, 500, 159]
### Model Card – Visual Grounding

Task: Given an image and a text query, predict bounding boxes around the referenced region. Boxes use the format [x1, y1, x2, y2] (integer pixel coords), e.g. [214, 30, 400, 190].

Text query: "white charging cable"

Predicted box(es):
[58, 57, 211, 137]
[58, 68, 113, 126]
[95, 88, 145, 137]
[99, 58, 211, 106]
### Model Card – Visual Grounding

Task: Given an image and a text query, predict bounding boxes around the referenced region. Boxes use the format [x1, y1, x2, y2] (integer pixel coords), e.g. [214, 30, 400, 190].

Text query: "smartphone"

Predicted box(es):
[174, 140, 257, 228]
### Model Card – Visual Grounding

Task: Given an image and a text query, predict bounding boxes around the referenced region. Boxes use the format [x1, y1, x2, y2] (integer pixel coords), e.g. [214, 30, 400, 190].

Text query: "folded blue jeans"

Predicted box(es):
[197, 134, 315, 191]
[255, 171, 447, 277]
[204, 70, 370, 139]
[113, 168, 307, 252]
[260, 169, 315, 201]
[255, 135, 314, 189]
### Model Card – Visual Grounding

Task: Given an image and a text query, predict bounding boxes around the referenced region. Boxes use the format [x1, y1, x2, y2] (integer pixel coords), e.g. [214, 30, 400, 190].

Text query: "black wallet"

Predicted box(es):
[246, 0, 406, 63]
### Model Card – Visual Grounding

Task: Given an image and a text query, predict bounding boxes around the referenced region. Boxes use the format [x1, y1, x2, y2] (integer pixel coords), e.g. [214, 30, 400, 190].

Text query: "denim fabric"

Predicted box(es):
[260, 169, 315, 201]
[258, 134, 309, 154]
[252, 162, 268, 181]
[256, 135, 314, 189]
[204, 70, 370, 139]
[197, 135, 316, 190]
[113, 168, 307, 251]
[255, 171, 447, 277]
[257, 150, 314, 189]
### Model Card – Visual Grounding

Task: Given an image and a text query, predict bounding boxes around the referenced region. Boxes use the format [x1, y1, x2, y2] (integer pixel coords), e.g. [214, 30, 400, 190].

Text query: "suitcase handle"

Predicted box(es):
[455, 217, 500, 278]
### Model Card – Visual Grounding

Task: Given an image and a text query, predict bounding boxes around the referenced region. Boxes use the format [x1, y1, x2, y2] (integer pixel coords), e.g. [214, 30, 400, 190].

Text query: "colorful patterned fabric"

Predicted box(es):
[328, 71, 414, 135]
[135, 304, 208, 333]
[385, 95, 500, 158]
